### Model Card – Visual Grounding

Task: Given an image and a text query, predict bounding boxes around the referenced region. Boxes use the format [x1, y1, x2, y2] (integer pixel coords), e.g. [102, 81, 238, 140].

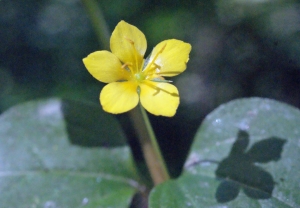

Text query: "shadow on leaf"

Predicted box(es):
[215, 130, 286, 203]
[61, 99, 126, 147]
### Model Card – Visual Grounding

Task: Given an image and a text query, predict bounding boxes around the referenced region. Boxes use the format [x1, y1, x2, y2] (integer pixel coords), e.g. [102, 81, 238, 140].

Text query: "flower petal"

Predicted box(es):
[83, 51, 130, 83]
[147, 39, 191, 77]
[140, 80, 179, 117]
[110, 20, 147, 71]
[100, 81, 139, 114]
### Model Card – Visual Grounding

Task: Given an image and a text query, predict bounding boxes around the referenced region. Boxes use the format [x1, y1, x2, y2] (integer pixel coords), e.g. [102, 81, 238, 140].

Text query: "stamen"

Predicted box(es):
[153, 63, 161, 71]
[124, 37, 134, 45]
[121, 63, 133, 73]
[143, 81, 179, 97]
[143, 43, 167, 73]
[122, 63, 132, 69]
[146, 69, 182, 79]
[124, 37, 141, 73]
[155, 71, 181, 76]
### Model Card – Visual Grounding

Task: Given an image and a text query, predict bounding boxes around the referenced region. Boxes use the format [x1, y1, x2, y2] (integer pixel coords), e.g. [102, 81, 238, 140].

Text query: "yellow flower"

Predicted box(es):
[83, 20, 191, 117]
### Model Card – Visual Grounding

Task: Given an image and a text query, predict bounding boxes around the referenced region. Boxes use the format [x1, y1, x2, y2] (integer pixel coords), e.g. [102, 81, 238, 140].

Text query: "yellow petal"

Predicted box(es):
[83, 51, 130, 83]
[110, 20, 147, 71]
[139, 80, 179, 117]
[100, 81, 139, 114]
[147, 39, 191, 77]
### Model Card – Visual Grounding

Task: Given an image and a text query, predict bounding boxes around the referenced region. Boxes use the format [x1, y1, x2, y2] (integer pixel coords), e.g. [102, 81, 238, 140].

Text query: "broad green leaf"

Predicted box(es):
[150, 98, 300, 207]
[0, 98, 143, 208]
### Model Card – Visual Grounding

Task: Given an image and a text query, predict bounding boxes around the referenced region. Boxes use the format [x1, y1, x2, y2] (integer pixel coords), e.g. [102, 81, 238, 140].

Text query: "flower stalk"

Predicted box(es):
[81, 0, 110, 50]
[129, 105, 170, 185]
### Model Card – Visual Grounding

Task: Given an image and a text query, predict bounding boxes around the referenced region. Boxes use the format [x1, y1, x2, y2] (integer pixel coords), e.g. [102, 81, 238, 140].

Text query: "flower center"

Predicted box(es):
[134, 72, 146, 82]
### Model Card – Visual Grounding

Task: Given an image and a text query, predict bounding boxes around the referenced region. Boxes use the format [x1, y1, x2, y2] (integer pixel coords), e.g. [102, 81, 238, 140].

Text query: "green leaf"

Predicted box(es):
[0, 98, 142, 208]
[150, 98, 300, 207]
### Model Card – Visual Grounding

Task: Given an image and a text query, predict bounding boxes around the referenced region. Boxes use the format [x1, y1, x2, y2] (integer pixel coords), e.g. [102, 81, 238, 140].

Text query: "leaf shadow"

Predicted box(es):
[61, 99, 126, 148]
[215, 130, 286, 203]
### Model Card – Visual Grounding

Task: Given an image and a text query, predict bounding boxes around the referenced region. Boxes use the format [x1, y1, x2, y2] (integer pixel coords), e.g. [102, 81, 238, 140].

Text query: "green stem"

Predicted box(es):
[81, 0, 110, 50]
[129, 105, 170, 185]
[81, 0, 170, 185]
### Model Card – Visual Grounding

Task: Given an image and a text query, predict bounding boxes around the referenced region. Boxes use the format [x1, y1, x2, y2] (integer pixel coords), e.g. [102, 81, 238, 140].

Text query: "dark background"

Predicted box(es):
[1, 0, 299, 176]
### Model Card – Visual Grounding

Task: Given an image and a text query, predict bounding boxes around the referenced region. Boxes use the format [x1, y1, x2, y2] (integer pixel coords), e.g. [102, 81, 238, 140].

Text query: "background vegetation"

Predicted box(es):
[1, 0, 300, 207]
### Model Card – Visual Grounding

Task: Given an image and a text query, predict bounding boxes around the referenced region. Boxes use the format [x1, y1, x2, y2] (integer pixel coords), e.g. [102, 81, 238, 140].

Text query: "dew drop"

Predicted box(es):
[212, 118, 223, 129]
[96, 177, 102, 183]
[82, 197, 89, 205]
[44, 201, 57, 208]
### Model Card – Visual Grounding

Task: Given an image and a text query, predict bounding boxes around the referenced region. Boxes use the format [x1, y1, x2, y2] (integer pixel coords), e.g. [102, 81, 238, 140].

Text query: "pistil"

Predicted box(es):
[135, 72, 146, 83]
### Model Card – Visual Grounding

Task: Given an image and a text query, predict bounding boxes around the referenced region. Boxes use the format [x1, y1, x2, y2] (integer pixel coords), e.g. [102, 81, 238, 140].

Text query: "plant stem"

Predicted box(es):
[129, 105, 170, 185]
[81, 0, 110, 50]
[81, 0, 170, 185]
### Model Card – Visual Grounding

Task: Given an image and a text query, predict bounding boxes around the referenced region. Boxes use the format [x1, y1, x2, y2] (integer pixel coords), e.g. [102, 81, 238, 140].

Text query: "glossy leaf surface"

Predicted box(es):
[0, 98, 141, 207]
[150, 98, 300, 208]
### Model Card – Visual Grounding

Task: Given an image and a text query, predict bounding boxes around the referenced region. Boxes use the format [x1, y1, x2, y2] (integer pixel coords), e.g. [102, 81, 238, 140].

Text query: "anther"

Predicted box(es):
[158, 43, 167, 54]
[124, 37, 135, 45]
[153, 63, 161, 70]
[122, 63, 132, 69]
[123, 36, 141, 72]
